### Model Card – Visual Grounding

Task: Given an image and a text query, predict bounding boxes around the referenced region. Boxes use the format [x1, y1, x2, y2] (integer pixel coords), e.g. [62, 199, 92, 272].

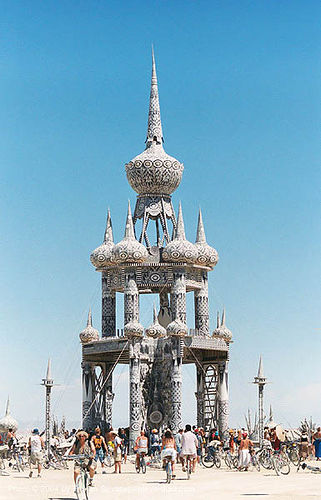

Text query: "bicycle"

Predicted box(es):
[271, 451, 290, 476]
[7, 446, 26, 472]
[67, 455, 91, 500]
[297, 462, 321, 473]
[284, 441, 300, 466]
[136, 452, 146, 474]
[201, 444, 221, 468]
[250, 451, 261, 472]
[223, 448, 238, 469]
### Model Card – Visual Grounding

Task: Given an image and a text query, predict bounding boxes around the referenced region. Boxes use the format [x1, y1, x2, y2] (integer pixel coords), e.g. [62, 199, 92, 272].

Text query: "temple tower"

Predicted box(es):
[253, 356, 268, 446]
[80, 51, 233, 448]
[41, 359, 54, 458]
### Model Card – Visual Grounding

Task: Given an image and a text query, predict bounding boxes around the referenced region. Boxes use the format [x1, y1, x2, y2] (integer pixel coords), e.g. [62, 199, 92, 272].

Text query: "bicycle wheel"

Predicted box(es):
[201, 452, 215, 468]
[214, 455, 221, 468]
[187, 461, 191, 480]
[232, 457, 239, 469]
[252, 456, 260, 472]
[224, 455, 232, 469]
[259, 451, 272, 469]
[272, 456, 280, 476]
[289, 450, 300, 466]
[75, 473, 86, 500]
[0, 457, 5, 470]
[141, 457, 146, 474]
[166, 462, 172, 483]
[279, 459, 290, 475]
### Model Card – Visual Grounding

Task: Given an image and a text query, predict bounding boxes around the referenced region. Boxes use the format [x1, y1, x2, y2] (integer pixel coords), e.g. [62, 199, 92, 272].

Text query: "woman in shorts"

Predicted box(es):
[161, 430, 177, 478]
[69, 431, 96, 487]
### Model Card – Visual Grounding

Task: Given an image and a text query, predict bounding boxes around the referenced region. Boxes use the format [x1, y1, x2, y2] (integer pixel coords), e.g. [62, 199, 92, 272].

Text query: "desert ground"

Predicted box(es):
[1, 459, 321, 500]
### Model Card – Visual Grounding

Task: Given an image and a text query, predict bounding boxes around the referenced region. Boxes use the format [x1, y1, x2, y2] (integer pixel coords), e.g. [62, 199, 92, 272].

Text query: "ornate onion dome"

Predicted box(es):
[162, 203, 198, 263]
[79, 309, 99, 344]
[145, 304, 166, 338]
[0, 397, 18, 432]
[112, 201, 148, 264]
[212, 309, 232, 342]
[125, 49, 184, 195]
[124, 320, 144, 338]
[194, 209, 219, 267]
[90, 209, 115, 268]
[167, 316, 188, 337]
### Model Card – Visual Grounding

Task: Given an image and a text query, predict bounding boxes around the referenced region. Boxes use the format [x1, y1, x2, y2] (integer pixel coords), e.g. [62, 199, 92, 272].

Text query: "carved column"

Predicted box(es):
[217, 362, 229, 441]
[129, 339, 142, 451]
[102, 273, 116, 337]
[195, 365, 205, 428]
[103, 362, 114, 431]
[124, 274, 139, 325]
[194, 271, 209, 336]
[169, 337, 183, 434]
[170, 270, 186, 323]
[82, 361, 95, 431]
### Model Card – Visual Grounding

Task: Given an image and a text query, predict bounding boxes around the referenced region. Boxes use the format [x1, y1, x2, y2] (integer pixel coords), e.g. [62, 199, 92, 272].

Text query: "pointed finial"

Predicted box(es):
[269, 404, 273, 422]
[124, 200, 135, 239]
[46, 358, 52, 380]
[221, 308, 226, 326]
[87, 308, 92, 327]
[175, 202, 186, 240]
[257, 355, 264, 379]
[196, 208, 207, 243]
[103, 209, 114, 243]
[153, 303, 158, 323]
[146, 47, 163, 147]
[217, 311, 220, 328]
[5, 396, 10, 416]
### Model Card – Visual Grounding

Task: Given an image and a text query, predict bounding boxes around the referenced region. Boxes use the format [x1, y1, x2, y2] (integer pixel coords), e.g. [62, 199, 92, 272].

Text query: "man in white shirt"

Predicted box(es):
[180, 424, 198, 473]
[28, 428, 44, 478]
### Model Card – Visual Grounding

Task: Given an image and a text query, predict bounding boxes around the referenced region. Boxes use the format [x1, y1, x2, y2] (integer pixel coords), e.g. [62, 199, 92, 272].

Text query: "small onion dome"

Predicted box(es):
[124, 320, 144, 338]
[112, 201, 148, 264]
[167, 317, 188, 337]
[212, 310, 232, 342]
[162, 203, 198, 264]
[145, 304, 166, 338]
[79, 309, 99, 344]
[0, 398, 18, 433]
[90, 209, 115, 268]
[194, 209, 219, 267]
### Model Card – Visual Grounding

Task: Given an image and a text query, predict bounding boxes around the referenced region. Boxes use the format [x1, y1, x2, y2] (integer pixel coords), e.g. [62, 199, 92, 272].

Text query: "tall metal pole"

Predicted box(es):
[42, 359, 54, 459]
[253, 356, 268, 446]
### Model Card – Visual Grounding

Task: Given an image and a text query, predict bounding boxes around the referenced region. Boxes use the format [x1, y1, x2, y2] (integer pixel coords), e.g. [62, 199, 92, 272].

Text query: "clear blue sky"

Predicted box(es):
[1, 0, 320, 431]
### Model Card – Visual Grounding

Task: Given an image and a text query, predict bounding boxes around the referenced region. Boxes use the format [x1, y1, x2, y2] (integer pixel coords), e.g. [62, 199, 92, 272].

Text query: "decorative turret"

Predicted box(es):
[90, 209, 115, 268]
[254, 355, 266, 384]
[0, 397, 18, 432]
[125, 49, 184, 196]
[212, 309, 232, 342]
[162, 203, 198, 263]
[79, 309, 99, 344]
[194, 209, 219, 267]
[145, 304, 166, 338]
[112, 201, 148, 263]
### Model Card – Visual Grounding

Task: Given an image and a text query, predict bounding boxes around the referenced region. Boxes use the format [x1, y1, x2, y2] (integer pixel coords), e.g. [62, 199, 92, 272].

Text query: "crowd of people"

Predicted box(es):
[1, 422, 321, 486]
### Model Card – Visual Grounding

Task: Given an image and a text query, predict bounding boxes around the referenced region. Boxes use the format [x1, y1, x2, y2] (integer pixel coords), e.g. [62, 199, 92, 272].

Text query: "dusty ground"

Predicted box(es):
[1, 460, 321, 500]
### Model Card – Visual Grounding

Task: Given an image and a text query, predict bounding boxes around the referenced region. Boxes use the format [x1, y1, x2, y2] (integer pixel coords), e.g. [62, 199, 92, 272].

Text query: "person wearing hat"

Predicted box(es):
[69, 431, 96, 487]
[28, 428, 45, 478]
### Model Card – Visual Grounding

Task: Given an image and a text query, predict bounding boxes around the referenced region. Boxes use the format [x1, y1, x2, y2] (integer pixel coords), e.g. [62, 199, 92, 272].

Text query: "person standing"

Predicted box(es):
[111, 431, 122, 473]
[28, 429, 45, 478]
[118, 428, 128, 464]
[238, 433, 253, 471]
[91, 427, 108, 474]
[313, 427, 321, 461]
[175, 429, 183, 463]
